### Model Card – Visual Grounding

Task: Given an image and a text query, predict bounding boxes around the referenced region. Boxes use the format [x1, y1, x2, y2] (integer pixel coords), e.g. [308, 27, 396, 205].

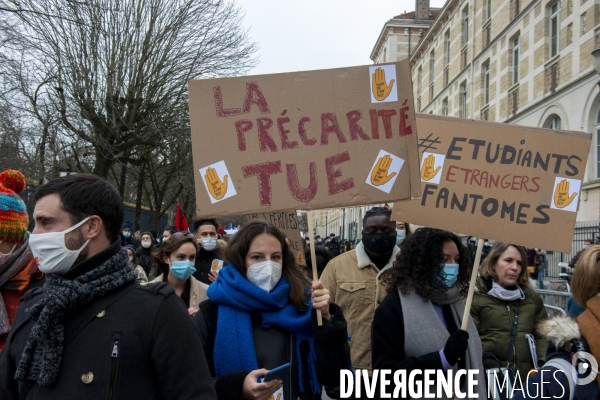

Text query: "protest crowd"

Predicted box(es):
[0, 169, 596, 400]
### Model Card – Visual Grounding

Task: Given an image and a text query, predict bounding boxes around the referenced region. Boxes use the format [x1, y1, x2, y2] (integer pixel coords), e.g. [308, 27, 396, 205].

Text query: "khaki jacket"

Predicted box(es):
[146, 274, 208, 311]
[471, 276, 548, 378]
[320, 241, 400, 373]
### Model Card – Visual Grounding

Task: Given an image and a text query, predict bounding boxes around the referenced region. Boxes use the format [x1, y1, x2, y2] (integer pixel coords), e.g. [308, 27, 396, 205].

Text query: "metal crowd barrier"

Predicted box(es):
[535, 288, 571, 316]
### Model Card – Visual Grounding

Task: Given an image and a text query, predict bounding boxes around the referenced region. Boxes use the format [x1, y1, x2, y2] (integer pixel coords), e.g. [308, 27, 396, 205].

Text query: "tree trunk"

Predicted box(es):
[134, 167, 144, 232]
[93, 149, 113, 179]
[118, 152, 129, 198]
[38, 123, 48, 185]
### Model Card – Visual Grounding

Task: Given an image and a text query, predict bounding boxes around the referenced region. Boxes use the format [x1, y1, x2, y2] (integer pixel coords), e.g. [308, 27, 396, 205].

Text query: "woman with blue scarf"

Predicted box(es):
[193, 220, 350, 400]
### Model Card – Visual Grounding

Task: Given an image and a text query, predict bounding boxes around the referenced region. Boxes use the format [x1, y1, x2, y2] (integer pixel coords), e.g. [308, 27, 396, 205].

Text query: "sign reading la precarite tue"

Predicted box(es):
[188, 61, 421, 218]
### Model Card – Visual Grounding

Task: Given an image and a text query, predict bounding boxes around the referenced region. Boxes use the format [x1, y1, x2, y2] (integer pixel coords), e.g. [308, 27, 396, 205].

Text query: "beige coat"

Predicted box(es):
[320, 241, 400, 373]
[146, 274, 209, 311]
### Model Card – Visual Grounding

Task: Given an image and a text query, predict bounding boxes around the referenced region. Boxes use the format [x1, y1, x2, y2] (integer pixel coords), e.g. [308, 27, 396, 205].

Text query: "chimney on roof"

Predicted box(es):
[415, 0, 430, 22]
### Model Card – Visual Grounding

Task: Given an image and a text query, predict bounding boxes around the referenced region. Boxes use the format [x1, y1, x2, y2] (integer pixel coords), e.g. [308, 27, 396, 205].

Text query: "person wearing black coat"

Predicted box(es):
[193, 219, 227, 285]
[0, 174, 216, 400]
[136, 231, 156, 277]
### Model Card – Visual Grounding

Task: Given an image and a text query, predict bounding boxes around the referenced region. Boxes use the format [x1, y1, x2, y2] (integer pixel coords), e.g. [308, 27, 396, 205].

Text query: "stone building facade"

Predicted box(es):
[372, 0, 600, 225]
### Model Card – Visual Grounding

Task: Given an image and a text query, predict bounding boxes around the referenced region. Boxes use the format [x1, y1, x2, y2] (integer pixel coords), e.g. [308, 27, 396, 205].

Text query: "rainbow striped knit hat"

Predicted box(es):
[0, 170, 28, 242]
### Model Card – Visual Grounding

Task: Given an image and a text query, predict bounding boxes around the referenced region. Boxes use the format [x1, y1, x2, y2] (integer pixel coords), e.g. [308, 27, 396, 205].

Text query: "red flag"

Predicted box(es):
[175, 202, 189, 231]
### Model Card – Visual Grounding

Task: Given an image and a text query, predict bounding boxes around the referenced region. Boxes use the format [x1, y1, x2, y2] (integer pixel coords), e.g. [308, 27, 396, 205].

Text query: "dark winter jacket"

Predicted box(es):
[372, 290, 455, 371]
[471, 276, 548, 379]
[325, 239, 341, 257]
[119, 233, 140, 249]
[194, 247, 226, 285]
[0, 241, 216, 400]
[568, 247, 588, 269]
[136, 246, 154, 276]
[193, 299, 351, 400]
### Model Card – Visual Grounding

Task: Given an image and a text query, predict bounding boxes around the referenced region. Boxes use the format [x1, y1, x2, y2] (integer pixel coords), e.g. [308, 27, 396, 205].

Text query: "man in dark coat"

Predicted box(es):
[193, 219, 227, 285]
[119, 220, 141, 248]
[0, 174, 216, 400]
[325, 233, 341, 257]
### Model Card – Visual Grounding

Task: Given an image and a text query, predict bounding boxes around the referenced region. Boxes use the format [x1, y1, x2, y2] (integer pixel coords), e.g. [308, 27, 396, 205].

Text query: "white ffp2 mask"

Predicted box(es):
[201, 238, 217, 251]
[29, 217, 91, 274]
[246, 260, 282, 292]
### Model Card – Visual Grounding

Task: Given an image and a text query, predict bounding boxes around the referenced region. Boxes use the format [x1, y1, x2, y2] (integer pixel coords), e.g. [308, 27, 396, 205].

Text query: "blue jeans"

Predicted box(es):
[537, 268, 545, 290]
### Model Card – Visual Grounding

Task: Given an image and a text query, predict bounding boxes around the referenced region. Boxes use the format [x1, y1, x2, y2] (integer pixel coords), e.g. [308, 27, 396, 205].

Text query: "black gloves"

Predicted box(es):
[443, 329, 469, 366]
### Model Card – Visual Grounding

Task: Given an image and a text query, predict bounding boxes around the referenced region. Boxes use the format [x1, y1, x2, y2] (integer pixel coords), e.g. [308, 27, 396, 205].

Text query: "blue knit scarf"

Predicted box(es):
[207, 265, 320, 394]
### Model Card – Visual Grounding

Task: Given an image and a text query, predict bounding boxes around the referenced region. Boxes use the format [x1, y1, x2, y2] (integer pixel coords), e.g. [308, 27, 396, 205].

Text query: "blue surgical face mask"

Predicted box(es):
[440, 264, 459, 287]
[170, 260, 196, 280]
[396, 229, 406, 245]
[484, 242, 491, 247]
[123, 232, 131, 238]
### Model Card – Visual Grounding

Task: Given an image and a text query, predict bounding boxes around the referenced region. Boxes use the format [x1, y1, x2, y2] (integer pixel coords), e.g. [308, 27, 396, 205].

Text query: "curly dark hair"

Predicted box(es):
[386, 227, 471, 298]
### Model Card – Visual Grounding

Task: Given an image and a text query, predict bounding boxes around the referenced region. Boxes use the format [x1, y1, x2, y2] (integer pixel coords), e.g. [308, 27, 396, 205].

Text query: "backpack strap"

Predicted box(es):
[543, 358, 575, 400]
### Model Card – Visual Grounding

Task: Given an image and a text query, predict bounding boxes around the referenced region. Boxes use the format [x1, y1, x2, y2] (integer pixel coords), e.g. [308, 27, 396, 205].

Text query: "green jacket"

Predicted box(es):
[470, 276, 548, 379]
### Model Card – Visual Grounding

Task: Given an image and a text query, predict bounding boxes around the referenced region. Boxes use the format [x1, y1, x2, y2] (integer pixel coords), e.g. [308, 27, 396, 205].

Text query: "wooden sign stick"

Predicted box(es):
[461, 238, 484, 330]
[306, 212, 323, 326]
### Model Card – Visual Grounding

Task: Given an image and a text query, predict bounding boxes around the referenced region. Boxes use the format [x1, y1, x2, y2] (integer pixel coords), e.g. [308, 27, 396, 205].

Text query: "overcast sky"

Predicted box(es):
[241, 0, 448, 76]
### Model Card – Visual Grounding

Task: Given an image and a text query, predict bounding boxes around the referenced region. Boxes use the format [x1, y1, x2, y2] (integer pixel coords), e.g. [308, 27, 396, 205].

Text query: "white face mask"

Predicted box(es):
[201, 238, 217, 251]
[246, 260, 282, 292]
[29, 217, 91, 274]
[141, 241, 152, 249]
[128, 256, 133, 262]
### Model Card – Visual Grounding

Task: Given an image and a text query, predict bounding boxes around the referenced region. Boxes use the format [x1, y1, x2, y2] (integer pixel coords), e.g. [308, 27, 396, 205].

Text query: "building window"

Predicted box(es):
[549, 116, 562, 130]
[483, 63, 490, 105]
[550, 2, 560, 58]
[445, 30, 450, 66]
[462, 8, 469, 45]
[460, 81, 467, 118]
[486, 0, 492, 20]
[442, 97, 448, 116]
[429, 50, 435, 83]
[462, 9, 469, 45]
[510, 0, 520, 19]
[512, 36, 520, 84]
[596, 109, 600, 178]
[417, 66, 423, 94]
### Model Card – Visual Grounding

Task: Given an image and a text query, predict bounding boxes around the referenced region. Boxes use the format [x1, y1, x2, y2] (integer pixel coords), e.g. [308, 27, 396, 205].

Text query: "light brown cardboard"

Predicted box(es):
[391, 114, 592, 253]
[188, 61, 420, 218]
[247, 210, 306, 266]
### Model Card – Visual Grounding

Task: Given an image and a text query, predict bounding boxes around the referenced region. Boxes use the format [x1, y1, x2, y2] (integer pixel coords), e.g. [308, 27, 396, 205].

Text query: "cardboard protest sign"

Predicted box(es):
[188, 61, 420, 218]
[247, 211, 306, 266]
[392, 114, 592, 252]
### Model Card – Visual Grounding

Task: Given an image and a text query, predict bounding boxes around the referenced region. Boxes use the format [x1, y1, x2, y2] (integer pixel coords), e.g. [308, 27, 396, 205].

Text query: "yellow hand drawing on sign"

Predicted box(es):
[371, 155, 397, 186]
[421, 154, 441, 181]
[267, 393, 282, 400]
[553, 179, 577, 208]
[206, 167, 228, 200]
[371, 67, 395, 101]
[297, 252, 305, 265]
